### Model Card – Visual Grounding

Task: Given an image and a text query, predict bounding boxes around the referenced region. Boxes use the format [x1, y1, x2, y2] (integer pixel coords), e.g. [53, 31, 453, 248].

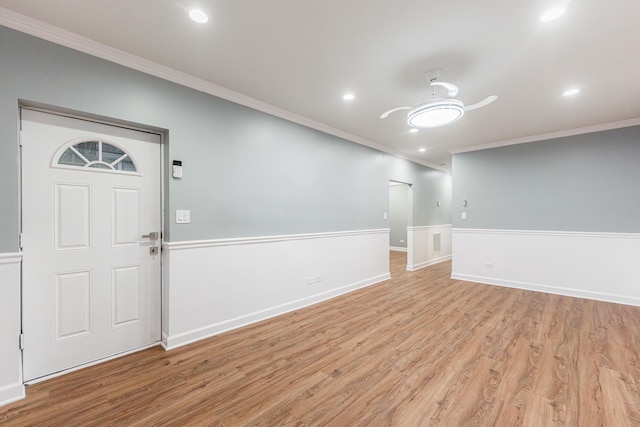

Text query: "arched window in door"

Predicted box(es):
[54, 140, 138, 173]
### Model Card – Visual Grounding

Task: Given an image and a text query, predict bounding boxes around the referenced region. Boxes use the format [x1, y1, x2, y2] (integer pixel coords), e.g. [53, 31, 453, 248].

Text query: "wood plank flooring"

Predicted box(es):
[3, 251, 640, 426]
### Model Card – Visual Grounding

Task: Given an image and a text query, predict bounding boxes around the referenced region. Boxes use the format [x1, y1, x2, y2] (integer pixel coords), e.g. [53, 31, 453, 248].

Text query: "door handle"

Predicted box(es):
[141, 232, 159, 240]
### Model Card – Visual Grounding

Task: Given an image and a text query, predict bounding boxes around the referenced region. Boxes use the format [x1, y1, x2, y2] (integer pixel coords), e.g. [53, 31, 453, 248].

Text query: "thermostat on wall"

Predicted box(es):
[172, 160, 183, 179]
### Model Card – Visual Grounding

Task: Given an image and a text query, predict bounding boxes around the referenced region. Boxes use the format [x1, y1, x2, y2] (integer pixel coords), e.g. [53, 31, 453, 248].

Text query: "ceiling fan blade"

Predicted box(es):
[464, 95, 498, 111]
[380, 106, 412, 119]
[430, 81, 459, 97]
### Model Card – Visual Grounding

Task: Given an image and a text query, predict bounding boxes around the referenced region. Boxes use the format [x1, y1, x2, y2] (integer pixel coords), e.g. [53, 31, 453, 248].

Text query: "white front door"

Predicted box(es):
[21, 109, 162, 382]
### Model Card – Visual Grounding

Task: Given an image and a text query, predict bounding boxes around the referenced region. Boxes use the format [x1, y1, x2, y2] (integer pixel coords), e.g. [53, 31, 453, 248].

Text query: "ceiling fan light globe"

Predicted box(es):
[407, 100, 465, 128]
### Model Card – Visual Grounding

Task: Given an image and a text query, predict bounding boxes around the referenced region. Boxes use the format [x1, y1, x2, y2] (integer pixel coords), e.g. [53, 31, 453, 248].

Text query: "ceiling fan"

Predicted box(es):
[380, 69, 498, 128]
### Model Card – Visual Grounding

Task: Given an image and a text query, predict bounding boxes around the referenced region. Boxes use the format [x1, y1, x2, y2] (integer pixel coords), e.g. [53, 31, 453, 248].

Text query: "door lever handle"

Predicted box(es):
[141, 232, 159, 240]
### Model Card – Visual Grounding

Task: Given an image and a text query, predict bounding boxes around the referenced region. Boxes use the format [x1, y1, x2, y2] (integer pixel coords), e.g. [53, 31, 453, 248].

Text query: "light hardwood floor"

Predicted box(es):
[2, 251, 640, 426]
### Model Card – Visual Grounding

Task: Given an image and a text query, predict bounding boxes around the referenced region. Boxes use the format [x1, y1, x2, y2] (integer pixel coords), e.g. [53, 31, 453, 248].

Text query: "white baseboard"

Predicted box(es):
[452, 228, 640, 306]
[164, 272, 390, 350]
[160, 333, 170, 351]
[0, 382, 24, 407]
[389, 246, 407, 252]
[407, 254, 451, 272]
[451, 273, 640, 307]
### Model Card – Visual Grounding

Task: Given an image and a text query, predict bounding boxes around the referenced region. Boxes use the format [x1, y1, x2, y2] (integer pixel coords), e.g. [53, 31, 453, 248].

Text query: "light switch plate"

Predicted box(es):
[176, 209, 191, 224]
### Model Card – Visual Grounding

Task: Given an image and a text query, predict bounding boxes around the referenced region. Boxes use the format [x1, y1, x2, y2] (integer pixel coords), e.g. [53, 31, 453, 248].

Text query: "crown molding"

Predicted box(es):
[450, 117, 640, 155]
[0, 7, 447, 174]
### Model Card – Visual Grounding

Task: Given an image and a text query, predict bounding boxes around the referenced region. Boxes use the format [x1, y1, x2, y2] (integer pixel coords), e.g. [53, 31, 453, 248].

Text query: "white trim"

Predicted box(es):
[24, 342, 161, 385]
[407, 255, 451, 272]
[452, 227, 640, 239]
[0, 7, 446, 173]
[160, 333, 170, 351]
[164, 228, 390, 250]
[450, 118, 640, 155]
[0, 252, 21, 264]
[389, 246, 407, 252]
[407, 224, 453, 231]
[451, 273, 640, 307]
[0, 382, 25, 407]
[164, 273, 390, 350]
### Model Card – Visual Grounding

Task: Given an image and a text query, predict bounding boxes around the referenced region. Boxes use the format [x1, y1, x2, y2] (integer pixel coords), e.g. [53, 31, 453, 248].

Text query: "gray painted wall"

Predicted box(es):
[387, 159, 451, 227]
[0, 26, 452, 253]
[452, 126, 640, 232]
[389, 183, 409, 248]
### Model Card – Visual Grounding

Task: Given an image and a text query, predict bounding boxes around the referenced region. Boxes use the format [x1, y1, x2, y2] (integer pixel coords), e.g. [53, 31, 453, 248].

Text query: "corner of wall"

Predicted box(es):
[406, 224, 452, 271]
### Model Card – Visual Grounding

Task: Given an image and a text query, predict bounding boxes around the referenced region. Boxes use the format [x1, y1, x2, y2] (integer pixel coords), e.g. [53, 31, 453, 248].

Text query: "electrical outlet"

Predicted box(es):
[485, 263, 494, 269]
[306, 276, 322, 285]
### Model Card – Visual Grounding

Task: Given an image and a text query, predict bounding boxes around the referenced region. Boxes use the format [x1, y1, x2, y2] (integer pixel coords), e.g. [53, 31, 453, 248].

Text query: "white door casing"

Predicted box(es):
[21, 109, 161, 382]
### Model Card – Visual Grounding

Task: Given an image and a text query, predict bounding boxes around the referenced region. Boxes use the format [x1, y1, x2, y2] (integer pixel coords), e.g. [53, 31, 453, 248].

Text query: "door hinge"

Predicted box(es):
[19, 131, 23, 146]
[19, 233, 23, 250]
[19, 333, 24, 350]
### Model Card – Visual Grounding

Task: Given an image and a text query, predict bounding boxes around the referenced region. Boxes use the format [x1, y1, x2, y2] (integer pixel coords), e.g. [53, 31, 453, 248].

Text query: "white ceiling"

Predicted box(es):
[2, 1, 640, 171]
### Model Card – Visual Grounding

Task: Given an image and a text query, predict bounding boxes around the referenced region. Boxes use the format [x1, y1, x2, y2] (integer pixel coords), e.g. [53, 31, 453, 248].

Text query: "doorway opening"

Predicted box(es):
[388, 180, 412, 274]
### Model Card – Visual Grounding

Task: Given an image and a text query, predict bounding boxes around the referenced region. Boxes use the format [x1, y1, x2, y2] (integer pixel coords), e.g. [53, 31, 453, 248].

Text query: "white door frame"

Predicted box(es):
[19, 106, 166, 384]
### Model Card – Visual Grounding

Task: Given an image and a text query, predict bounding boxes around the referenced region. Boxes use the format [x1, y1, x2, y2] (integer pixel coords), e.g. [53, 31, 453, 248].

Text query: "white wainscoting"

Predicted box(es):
[0, 253, 25, 406]
[162, 229, 391, 350]
[452, 228, 640, 306]
[406, 224, 452, 271]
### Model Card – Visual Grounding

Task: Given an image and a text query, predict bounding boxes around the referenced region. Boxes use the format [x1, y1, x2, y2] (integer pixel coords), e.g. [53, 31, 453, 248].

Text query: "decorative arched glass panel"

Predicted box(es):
[56, 140, 138, 173]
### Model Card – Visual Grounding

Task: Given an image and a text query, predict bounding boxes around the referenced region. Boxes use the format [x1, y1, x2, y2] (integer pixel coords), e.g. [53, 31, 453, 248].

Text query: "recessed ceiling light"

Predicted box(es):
[342, 93, 355, 101]
[418, 147, 427, 152]
[540, 7, 565, 22]
[563, 88, 581, 97]
[410, 128, 419, 133]
[186, 6, 209, 24]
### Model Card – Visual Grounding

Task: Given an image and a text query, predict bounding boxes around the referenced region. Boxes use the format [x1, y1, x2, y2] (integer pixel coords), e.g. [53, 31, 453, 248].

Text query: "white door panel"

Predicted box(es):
[21, 109, 161, 381]
[112, 265, 141, 326]
[55, 183, 92, 250]
[54, 270, 92, 339]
